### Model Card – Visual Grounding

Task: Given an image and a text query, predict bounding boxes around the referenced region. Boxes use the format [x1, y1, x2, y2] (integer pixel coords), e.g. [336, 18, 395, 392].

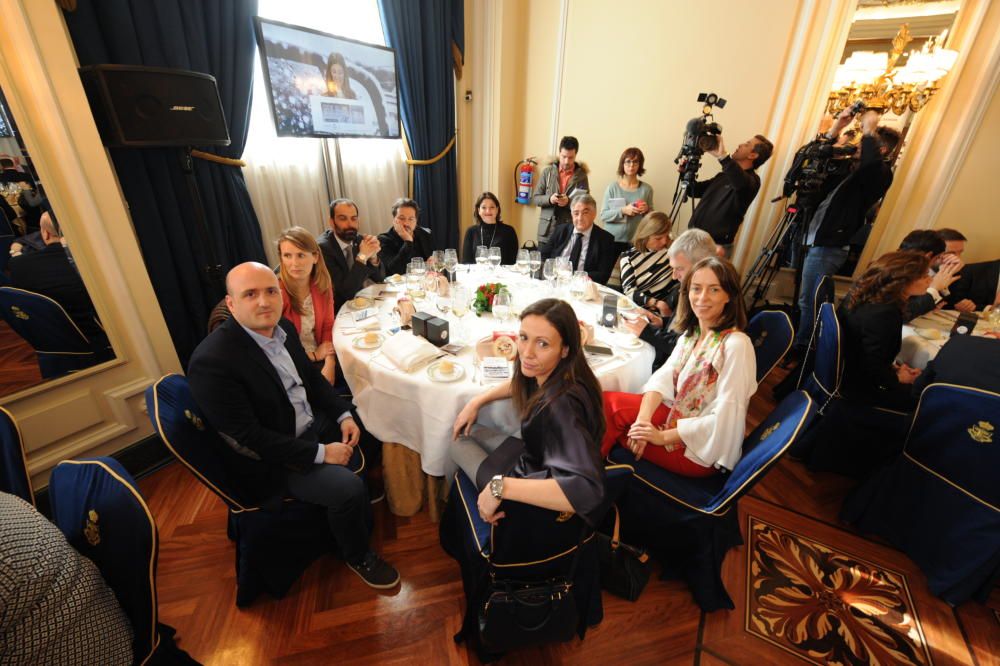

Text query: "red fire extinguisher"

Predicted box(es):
[514, 158, 536, 204]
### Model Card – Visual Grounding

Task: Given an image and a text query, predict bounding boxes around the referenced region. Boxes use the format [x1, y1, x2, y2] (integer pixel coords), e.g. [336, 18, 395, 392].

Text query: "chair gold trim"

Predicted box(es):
[57, 459, 161, 666]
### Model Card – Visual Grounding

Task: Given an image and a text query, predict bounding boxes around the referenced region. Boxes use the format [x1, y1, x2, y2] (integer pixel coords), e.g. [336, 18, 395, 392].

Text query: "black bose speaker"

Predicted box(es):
[79, 65, 230, 147]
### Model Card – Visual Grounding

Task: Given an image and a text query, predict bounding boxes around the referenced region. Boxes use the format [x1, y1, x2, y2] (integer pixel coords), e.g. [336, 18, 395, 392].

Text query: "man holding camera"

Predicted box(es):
[791, 108, 900, 356]
[532, 136, 589, 245]
[686, 134, 773, 255]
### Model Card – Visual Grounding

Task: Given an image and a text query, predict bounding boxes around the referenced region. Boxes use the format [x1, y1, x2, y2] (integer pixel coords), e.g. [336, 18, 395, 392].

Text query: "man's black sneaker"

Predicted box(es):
[348, 552, 400, 589]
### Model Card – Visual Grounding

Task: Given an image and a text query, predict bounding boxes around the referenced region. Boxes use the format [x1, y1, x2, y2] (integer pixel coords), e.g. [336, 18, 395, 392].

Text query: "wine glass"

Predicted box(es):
[444, 248, 459, 283]
[555, 257, 572, 279]
[410, 257, 426, 278]
[570, 270, 589, 300]
[515, 249, 530, 278]
[451, 285, 471, 342]
[475, 245, 489, 268]
[529, 250, 542, 279]
[488, 247, 503, 273]
[428, 250, 444, 273]
[542, 258, 556, 288]
[492, 289, 512, 327]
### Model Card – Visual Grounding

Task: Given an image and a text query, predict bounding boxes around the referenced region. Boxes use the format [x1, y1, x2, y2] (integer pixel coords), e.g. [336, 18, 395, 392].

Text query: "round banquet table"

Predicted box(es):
[899, 308, 994, 370]
[334, 267, 654, 518]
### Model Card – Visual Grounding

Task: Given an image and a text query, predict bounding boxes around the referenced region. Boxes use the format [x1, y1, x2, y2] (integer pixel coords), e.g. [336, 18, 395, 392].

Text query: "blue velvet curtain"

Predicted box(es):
[378, 0, 464, 250]
[63, 0, 264, 365]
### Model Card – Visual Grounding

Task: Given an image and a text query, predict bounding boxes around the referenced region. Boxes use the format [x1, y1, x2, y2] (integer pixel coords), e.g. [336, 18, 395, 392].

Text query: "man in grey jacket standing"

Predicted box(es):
[532, 135, 589, 245]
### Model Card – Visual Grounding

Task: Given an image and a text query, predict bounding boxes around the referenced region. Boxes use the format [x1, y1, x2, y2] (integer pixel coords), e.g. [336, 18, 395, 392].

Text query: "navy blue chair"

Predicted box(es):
[746, 310, 794, 382]
[0, 286, 98, 377]
[798, 302, 841, 412]
[609, 391, 817, 611]
[0, 234, 13, 275]
[789, 302, 910, 475]
[0, 405, 33, 504]
[441, 464, 633, 658]
[49, 457, 196, 665]
[146, 373, 364, 607]
[842, 383, 1000, 605]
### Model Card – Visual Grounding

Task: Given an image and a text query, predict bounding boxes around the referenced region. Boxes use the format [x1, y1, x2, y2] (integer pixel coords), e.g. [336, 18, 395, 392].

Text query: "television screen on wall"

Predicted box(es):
[254, 17, 400, 139]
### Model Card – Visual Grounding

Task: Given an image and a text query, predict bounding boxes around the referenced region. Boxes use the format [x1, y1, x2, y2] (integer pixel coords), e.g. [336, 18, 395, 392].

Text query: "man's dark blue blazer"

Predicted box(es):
[539, 222, 618, 286]
[187, 316, 354, 504]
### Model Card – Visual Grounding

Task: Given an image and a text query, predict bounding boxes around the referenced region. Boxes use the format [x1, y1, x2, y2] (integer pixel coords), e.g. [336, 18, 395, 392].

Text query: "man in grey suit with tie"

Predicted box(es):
[318, 198, 385, 313]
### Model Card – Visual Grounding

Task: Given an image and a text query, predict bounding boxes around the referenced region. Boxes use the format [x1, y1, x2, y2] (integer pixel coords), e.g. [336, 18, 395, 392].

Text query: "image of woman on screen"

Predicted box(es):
[325, 53, 357, 99]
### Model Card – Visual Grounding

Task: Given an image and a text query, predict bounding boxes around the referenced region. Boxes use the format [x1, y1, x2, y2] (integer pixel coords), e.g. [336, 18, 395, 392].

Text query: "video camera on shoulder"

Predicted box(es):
[674, 92, 725, 180]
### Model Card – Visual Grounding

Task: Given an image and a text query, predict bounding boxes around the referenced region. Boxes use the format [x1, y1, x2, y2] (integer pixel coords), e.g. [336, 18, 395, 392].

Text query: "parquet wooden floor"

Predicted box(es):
[0, 318, 41, 395]
[137, 369, 1000, 665]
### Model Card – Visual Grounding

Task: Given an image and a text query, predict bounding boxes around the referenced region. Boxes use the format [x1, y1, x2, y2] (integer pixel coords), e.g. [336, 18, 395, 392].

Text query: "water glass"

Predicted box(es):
[444, 248, 459, 282]
[555, 256, 572, 279]
[475, 245, 489, 267]
[542, 258, 556, 286]
[570, 271, 589, 300]
[488, 247, 503, 271]
[529, 250, 542, 279]
[410, 257, 426, 277]
[515, 249, 530, 277]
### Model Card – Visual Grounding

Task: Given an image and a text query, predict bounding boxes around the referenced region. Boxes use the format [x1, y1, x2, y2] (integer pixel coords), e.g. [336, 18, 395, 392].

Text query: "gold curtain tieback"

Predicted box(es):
[190, 149, 246, 168]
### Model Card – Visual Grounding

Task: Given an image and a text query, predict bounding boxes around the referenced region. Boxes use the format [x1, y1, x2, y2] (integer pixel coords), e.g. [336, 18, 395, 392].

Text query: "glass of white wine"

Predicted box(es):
[492, 289, 512, 327]
[451, 285, 471, 342]
[475, 245, 489, 270]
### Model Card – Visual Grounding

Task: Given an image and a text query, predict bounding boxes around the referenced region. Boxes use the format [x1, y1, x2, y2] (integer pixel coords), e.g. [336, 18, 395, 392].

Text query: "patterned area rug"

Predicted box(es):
[745, 516, 933, 665]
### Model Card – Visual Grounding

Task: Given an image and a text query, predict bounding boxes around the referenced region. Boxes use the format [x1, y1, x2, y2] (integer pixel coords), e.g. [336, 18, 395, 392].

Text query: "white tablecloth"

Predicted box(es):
[334, 267, 654, 476]
[899, 309, 990, 369]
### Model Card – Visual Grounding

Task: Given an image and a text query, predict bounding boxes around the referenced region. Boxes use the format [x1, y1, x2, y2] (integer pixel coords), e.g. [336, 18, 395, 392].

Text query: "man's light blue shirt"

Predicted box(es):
[240, 322, 350, 464]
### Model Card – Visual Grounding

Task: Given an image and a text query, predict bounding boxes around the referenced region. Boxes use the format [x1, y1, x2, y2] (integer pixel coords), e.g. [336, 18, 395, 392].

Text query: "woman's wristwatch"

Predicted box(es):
[489, 474, 504, 500]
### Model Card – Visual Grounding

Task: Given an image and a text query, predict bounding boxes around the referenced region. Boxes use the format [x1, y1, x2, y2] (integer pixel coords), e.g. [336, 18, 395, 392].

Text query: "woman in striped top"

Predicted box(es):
[619, 211, 673, 307]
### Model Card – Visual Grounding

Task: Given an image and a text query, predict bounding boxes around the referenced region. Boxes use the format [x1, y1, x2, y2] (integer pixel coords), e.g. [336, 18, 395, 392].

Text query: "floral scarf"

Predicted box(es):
[665, 327, 738, 428]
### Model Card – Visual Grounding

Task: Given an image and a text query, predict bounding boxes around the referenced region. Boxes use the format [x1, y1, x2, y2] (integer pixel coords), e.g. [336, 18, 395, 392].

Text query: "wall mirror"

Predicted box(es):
[0, 84, 117, 397]
[800, 0, 960, 277]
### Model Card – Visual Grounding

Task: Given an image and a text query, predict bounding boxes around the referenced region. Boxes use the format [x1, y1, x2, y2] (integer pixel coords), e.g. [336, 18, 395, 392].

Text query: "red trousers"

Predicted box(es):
[601, 391, 718, 478]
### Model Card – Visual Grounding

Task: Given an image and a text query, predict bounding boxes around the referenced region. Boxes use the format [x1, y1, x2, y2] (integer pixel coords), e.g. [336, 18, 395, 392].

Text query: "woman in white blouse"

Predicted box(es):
[600, 256, 756, 476]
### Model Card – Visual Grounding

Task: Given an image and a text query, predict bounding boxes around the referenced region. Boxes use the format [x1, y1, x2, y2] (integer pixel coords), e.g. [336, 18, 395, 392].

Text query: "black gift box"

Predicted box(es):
[601, 294, 619, 328]
[425, 316, 450, 347]
[411, 311, 434, 338]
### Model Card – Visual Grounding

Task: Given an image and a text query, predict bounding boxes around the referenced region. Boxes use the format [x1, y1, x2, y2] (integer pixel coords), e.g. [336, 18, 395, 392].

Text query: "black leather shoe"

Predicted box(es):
[348, 552, 400, 589]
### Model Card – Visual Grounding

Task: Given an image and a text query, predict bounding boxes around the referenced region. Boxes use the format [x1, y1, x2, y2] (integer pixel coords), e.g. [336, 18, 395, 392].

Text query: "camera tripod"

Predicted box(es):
[668, 155, 703, 233]
[742, 194, 818, 316]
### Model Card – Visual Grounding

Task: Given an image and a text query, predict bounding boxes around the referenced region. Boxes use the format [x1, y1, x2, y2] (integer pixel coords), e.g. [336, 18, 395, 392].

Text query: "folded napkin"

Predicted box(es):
[382, 333, 442, 372]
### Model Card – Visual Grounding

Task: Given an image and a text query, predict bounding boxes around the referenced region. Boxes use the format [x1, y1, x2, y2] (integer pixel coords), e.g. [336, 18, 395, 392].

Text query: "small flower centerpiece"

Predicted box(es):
[473, 282, 506, 316]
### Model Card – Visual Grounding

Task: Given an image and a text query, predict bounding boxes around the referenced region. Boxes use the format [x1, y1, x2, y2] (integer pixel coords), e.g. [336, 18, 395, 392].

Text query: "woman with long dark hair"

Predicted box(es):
[324, 53, 356, 99]
[601, 256, 756, 477]
[461, 192, 519, 265]
[838, 250, 931, 410]
[450, 299, 606, 526]
[276, 226, 337, 383]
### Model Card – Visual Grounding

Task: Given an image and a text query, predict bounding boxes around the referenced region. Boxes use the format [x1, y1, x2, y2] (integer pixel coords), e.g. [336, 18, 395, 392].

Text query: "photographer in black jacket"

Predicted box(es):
[791, 108, 900, 355]
[686, 133, 773, 255]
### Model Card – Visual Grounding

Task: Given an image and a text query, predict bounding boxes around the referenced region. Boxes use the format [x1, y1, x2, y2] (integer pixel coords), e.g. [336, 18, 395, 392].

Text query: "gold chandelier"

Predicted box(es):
[826, 24, 958, 116]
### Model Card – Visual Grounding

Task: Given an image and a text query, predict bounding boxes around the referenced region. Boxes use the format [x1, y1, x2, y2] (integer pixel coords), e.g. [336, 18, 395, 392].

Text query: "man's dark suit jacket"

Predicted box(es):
[8, 242, 108, 351]
[377, 226, 434, 277]
[912, 335, 1000, 396]
[539, 223, 618, 286]
[187, 316, 354, 504]
[317, 229, 385, 313]
[948, 260, 999, 311]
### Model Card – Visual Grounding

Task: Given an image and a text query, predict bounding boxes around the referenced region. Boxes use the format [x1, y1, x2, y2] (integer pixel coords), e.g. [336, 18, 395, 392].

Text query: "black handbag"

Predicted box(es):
[477, 528, 585, 651]
[597, 505, 651, 601]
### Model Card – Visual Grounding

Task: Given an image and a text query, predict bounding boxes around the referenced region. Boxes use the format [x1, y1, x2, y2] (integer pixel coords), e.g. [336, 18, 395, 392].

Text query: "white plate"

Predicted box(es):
[352, 333, 384, 350]
[385, 274, 404, 285]
[616, 335, 643, 350]
[427, 360, 466, 382]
